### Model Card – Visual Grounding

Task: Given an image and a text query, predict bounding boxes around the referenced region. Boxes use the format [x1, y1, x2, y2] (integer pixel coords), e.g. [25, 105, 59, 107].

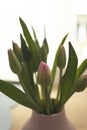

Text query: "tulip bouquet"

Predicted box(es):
[0, 17, 87, 115]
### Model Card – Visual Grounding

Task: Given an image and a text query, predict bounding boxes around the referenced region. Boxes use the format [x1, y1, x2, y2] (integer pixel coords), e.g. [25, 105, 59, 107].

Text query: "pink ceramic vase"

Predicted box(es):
[22, 109, 76, 130]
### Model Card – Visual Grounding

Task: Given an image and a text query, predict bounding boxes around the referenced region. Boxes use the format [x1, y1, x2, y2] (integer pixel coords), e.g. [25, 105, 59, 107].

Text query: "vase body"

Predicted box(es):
[22, 109, 76, 130]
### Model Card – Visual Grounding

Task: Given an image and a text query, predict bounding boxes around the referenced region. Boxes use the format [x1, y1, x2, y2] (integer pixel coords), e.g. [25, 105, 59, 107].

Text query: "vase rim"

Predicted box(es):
[32, 107, 65, 117]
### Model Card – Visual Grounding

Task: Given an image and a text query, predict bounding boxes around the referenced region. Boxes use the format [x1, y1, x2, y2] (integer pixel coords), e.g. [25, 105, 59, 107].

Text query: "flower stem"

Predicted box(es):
[55, 69, 62, 107]
[44, 87, 51, 114]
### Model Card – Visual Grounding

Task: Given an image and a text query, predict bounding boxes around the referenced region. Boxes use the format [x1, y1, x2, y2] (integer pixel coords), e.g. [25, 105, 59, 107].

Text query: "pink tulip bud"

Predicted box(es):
[8, 49, 22, 74]
[75, 75, 87, 92]
[37, 61, 51, 87]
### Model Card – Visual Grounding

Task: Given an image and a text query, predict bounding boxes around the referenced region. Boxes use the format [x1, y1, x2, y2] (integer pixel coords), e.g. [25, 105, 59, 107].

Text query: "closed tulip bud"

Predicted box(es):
[8, 49, 22, 74]
[75, 75, 87, 92]
[56, 45, 66, 69]
[37, 61, 51, 87]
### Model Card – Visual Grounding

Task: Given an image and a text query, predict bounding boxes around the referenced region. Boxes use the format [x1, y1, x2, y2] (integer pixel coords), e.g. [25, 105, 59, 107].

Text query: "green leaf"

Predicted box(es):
[60, 33, 69, 45]
[19, 17, 42, 71]
[49, 34, 68, 93]
[13, 42, 23, 63]
[0, 80, 42, 112]
[20, 34, 34, 73]
[18, 64, 37, 102]
[60, 42, 78, 106]
[20, 34, 37, 96]
[76, 59, 87, 78]
[20, 34, 32, 62]
[40, 37, 49, 62]
[32, 26, 40, 49]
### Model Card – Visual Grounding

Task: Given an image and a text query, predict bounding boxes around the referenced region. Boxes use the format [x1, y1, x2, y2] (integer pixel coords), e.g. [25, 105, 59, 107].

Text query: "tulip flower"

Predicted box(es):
[56, 45, 66, 69]
[37, 61, 51, 114]
[8, 49, 22, 74]
[37, 61, 51, 87]
[75, 75, 87, 92]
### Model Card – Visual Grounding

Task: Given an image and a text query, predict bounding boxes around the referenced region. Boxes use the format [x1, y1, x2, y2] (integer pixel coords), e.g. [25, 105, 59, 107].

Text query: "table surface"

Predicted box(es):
[10, 89, 87, 130]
